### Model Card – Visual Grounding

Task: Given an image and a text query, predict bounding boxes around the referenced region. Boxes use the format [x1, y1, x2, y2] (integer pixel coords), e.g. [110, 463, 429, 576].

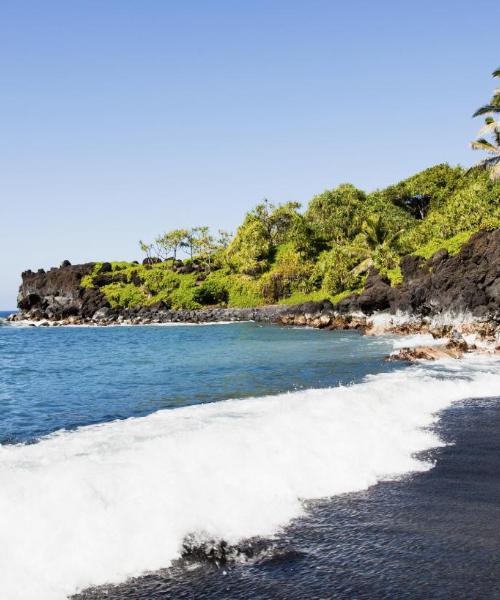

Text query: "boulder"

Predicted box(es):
[177, 264, 194, 274]
[356, 269, 394, 314]
[400, 255, 427, 283]
[142, 257, 161, 265]
[92, 307, 112, 321]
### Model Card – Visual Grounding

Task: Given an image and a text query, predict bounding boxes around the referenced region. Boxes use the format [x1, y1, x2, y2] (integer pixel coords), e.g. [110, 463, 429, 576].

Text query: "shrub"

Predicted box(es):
[101, 283, 148, 308]
[312, 246, 361, 295]
[259, 243, 314, 302]
[195, 273, 229, 305]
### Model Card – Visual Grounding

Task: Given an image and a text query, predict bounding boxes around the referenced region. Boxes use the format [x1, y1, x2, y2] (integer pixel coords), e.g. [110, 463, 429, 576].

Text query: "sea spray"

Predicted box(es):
[0, 356, 499, 599]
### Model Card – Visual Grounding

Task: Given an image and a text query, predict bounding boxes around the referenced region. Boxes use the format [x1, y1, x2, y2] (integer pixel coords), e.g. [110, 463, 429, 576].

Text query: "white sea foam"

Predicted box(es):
[370, 309, 478, 327]
[0, 356, 499, 599]
[4, 319, 249, 328]
[391, 333, 448, 350]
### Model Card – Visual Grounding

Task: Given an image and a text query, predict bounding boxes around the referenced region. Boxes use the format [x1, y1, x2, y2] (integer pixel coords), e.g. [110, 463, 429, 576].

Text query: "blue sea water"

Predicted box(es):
[1, 317, 499, 600]
[0, 319, 396, 444]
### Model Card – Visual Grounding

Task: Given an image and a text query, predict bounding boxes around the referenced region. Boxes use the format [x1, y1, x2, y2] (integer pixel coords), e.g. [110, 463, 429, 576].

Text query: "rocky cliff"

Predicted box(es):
[336, 228, 500, 319]
[13, 228, 500, 326]
[17, 262, 108, 320]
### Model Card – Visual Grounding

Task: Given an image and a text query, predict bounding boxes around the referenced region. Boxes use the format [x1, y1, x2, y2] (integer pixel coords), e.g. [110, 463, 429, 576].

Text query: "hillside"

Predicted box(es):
[14, 163, 500, 323]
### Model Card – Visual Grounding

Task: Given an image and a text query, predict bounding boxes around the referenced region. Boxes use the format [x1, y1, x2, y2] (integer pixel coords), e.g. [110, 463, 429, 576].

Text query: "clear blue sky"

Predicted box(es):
[0, 0, 498, 309]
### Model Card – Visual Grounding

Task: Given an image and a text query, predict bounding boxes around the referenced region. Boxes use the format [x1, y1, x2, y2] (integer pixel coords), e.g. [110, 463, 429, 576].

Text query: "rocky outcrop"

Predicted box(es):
[13, 229, 500, 328]
[392, 229, 500, 318]
[333, 229, 500, 319]
[387, 344, 467, 361]
[387, 331, 474, 361]
[17, 263, 109, 320]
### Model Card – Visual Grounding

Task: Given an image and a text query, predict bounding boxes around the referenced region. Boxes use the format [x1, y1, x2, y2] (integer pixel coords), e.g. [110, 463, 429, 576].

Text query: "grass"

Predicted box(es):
[278, 288, 360, 306]
[385, 265, 403, 286]
[412, 230, 475, 260]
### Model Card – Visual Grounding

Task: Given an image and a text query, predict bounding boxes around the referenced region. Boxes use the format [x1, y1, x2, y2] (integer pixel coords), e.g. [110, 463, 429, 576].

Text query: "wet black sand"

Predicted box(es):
[75, 397, 500, 600]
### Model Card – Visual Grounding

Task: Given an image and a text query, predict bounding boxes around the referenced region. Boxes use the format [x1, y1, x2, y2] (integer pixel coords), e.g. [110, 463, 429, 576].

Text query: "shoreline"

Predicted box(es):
[3, 306, 500, 598]
[5, 304, 500, 360]
[72, 394, 500, 600]
[11, 228, 499, 355]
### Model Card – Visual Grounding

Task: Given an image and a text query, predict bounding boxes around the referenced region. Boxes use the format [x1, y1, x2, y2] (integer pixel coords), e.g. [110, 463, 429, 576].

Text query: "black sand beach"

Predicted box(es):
[76, 396, 500, 600]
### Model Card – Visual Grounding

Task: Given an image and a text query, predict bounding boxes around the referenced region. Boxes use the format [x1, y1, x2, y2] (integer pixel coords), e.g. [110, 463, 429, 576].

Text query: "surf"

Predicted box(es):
[0, 355, 499, 599]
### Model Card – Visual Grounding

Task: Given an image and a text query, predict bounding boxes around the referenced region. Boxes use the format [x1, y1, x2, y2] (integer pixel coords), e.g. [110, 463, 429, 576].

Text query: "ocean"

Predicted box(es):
[0, 317, 499, 599]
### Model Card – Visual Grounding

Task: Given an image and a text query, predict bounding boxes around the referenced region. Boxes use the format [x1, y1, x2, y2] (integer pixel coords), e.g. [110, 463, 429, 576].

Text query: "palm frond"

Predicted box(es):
[470, 138, 500, 154]
[383, 228, 405, 248]
[477, 119, 500, 137]
[493, 67, 500, 78]
[466, 154, 500, 179]
[473, 104, 500, 117]
[351, 258, 373, 277]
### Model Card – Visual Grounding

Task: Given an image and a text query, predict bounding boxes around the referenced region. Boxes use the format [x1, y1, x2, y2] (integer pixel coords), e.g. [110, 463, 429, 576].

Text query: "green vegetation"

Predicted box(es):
[81, 164, 499, 311]
[81, 68, 500, 311]
[411, 231, 476, 260]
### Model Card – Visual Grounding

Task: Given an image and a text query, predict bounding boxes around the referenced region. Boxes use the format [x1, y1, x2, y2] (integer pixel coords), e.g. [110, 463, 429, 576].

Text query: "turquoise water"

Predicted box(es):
[0, 320, 397, 444]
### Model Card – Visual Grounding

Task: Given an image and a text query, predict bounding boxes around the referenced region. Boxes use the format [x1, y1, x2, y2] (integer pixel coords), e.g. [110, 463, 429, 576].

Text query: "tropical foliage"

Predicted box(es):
[81, 68, 500, 310]
[81, 163, 499, 310]
[471, 67, 500, 180]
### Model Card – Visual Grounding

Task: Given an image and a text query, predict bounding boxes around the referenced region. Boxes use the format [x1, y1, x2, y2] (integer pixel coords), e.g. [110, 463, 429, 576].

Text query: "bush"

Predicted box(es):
[259, 243, 314, 302]
[195, 273, 229, 305]
[373, 164, 464, 218]
[101, 283, 148, 308]
[312, 246, 361, 295]
[402, 173, 500, 250]
[225, 275, 262, 307]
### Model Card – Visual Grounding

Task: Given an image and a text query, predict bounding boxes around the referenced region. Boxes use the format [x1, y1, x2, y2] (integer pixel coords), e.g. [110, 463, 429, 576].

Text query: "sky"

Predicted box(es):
[0, 0, 499, 309]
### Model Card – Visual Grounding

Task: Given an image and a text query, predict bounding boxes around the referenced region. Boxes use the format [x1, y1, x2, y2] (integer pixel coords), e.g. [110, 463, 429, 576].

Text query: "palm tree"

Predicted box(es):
[350, 215, 404, 276]
[470, 68, 500, 181]
[361, 215, 404, 251]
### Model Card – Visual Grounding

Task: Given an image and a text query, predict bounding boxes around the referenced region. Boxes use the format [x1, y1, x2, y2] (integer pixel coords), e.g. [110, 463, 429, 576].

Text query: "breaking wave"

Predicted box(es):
[0, 356, 499, 599]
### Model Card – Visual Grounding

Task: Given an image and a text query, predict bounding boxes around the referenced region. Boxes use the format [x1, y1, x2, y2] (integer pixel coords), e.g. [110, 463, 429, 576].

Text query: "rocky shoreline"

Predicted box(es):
[6, 303, 500, 360]
[6, 228, 500, 358]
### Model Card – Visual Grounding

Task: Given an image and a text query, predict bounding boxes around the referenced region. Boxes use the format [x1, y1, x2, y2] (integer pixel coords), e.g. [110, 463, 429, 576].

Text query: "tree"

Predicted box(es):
[346, 215, 405, 274]
[195, 226, 217, 271]
[305, 184, 366, 244]
[139, 240, 153, 262]
[470, 67, 500, 181]
[226, 215, 271, 275]
[361, 215, 404, 251]
[152, 234, 170, 261]
[184, 228, 200, 259]
[153, 229, 189, 267]
[216, 229, 232, 249]
[245, 200, 302, 246]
